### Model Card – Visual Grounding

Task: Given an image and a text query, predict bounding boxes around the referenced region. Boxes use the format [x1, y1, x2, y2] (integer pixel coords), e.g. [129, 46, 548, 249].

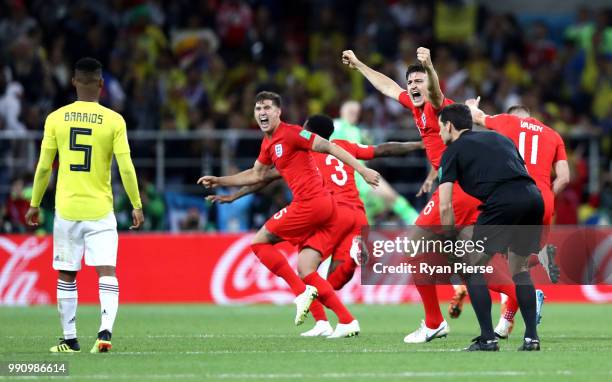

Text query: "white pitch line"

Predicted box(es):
[0, 374, 198, 380]
[3, 370, 603, 381]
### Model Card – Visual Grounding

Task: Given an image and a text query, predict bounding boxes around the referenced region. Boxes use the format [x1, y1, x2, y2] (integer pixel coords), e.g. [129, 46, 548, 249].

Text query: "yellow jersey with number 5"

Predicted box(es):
[41, 101, 130, 221]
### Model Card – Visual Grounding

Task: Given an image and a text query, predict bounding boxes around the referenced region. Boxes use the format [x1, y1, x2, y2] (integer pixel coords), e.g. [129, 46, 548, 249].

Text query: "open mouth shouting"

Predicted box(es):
[259, 115, 270, 128]
[410, 90, 424, 104]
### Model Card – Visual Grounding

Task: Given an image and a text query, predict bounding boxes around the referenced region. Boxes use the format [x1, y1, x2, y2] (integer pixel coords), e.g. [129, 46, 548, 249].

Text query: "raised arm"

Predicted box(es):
[198, 160, 271, 188]
[206, 169, 282, 204]
[342, 50, 404, 100]
[373, 141, 424, 157]
[552, 160, 570, 195]
[416, 47, 444, 109]
[312, 135, 380, 187]
[465, 97, 488, 126]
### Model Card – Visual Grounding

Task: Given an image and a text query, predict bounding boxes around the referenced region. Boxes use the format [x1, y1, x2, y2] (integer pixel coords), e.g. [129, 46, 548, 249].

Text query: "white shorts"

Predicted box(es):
[53, 212, 118, 271]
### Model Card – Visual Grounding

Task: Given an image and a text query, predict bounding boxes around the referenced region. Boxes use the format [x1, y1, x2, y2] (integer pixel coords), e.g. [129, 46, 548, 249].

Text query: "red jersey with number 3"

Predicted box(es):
[397, 91, 454, 170]
[312, 139, 375, 210]
[484, 114, 567, 191]
[257, 122, 329, 201]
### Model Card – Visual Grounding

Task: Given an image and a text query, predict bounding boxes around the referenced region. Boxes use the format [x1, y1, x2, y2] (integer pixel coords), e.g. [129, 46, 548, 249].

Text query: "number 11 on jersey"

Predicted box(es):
[518, 132, 538, 165]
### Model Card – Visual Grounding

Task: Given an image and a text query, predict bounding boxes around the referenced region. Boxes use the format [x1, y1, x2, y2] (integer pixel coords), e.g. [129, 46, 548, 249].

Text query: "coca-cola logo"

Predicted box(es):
[210, 234, 422, 305]
[0, 237, 51, 305]
[211, 234, 297, 304]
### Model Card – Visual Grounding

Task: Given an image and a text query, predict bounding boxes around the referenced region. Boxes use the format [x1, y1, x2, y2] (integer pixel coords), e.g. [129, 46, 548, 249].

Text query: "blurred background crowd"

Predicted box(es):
[0, 0, 610, 233]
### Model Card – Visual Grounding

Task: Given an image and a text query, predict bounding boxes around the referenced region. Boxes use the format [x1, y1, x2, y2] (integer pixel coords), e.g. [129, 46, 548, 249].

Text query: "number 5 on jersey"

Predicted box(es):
[70, 127, 92, 172]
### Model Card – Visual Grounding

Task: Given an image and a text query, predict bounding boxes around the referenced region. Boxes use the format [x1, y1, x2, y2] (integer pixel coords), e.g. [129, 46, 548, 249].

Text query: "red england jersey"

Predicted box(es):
[312, 139, 375, 210]
[484, 114, 567, 191]
[397, 91, 454, 170]
[257, 122, 329, 201]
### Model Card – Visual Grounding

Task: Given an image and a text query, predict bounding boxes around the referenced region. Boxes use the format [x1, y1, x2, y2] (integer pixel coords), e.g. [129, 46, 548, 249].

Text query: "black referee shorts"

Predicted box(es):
[473, 181, 544, 257]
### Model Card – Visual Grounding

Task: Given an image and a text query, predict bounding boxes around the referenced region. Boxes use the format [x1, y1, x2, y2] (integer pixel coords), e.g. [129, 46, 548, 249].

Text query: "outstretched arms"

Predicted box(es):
[206, 169, 282, 204]
[342, 50, 404, 100]
[198, 160, 272, 189]
[373, 141, 424, 157]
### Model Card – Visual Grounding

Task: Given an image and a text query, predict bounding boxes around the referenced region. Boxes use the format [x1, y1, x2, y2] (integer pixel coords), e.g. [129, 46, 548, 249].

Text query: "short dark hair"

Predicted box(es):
[74, 57, 102, 74]
[74, 57, 102, 84]
[506, 105, 530, 115]
[439, 104, 473, 131]
[304, 114, 334, 140]
[255, 91, 282, 108]
[405, 63, 426, 80]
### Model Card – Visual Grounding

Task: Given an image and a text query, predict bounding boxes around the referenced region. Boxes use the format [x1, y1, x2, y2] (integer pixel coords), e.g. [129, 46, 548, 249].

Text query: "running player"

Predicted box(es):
[209, 114, 424, 336]
[198, 92, 380, 338]
[464, 99, 570, 337]
[25, 57, 144, 353]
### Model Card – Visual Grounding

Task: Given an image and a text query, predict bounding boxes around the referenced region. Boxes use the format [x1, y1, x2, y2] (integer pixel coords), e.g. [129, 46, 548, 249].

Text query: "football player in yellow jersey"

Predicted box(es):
[25, 57, 144, 353]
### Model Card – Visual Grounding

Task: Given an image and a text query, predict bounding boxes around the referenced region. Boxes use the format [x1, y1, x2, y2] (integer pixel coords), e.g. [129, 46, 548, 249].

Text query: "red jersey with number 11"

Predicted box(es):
[312, 139, 375, 210]
[484, 114, 567, 191]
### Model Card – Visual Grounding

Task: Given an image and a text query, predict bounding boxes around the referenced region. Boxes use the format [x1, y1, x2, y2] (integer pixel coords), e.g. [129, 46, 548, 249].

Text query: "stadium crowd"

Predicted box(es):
[0, 0, 610, 232]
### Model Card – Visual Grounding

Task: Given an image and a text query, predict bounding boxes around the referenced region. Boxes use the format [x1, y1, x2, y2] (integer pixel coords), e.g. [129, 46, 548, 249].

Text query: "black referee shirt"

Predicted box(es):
[438, 130, 534, 202]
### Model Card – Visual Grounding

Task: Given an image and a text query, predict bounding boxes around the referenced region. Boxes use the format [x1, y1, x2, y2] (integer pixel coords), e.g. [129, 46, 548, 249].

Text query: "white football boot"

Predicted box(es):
[300, 320, 334, 337]
[403, 320, 449, 343]
[327, 320, 360, 339]
[294, 285, 318, 325]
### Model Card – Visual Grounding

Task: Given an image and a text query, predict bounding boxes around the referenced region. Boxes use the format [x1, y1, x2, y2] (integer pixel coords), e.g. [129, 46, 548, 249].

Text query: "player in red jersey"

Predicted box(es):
[199, 92, 380, 338]
[209, 114, 424, 337]
[464, 100, 570, 336]
[342, 47, 521, 343]
[343, 47, 473, 343]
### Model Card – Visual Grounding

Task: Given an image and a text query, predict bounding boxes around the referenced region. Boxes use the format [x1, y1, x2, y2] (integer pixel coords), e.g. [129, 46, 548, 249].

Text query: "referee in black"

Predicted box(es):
[437, 104, 544, 352]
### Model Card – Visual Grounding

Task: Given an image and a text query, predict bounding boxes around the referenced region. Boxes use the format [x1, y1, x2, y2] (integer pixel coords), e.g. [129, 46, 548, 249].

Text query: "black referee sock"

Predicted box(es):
[513, 271, 538, 340]
[465, 273, 495, 340]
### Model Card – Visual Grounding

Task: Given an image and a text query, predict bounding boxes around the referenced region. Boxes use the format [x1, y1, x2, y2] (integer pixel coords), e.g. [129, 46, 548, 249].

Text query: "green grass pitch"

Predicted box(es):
[1, 303, 611, 381]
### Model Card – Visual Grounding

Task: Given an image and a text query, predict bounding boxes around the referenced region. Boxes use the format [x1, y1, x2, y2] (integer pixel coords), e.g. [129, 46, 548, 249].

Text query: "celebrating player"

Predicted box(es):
[25, 57, 144, 353]
[209, 114, 424, 336]
[198, 92, 380, 338]
[463, 100, 570, 337]
[342, 47, 492, 343]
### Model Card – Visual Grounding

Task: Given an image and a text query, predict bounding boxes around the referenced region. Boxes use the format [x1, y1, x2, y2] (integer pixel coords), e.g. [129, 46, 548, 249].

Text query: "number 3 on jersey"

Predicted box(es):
[325, 155, 347, 186]
[518, 132, 538, 165]
[69, 127, 93, 172]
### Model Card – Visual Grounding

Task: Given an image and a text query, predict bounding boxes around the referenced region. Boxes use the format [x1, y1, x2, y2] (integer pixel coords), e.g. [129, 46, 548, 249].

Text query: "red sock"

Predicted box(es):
[303, 272, 354, 324]
[251, 243, 305, 296]
[309, 300, 328, 321]
[415, 284, 444, 328]
[328, 260, 356, 290]
[486, 268, 518, 320]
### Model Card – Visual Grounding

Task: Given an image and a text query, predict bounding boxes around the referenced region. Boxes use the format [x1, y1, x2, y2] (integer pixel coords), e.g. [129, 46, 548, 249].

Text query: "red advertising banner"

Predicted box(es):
[1, 234, 611, 305]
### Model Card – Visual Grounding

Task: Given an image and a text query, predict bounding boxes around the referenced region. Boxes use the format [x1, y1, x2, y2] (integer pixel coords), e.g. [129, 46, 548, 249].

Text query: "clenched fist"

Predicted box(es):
[341, 50, 361, 69]
[416, 47, 433, 69]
